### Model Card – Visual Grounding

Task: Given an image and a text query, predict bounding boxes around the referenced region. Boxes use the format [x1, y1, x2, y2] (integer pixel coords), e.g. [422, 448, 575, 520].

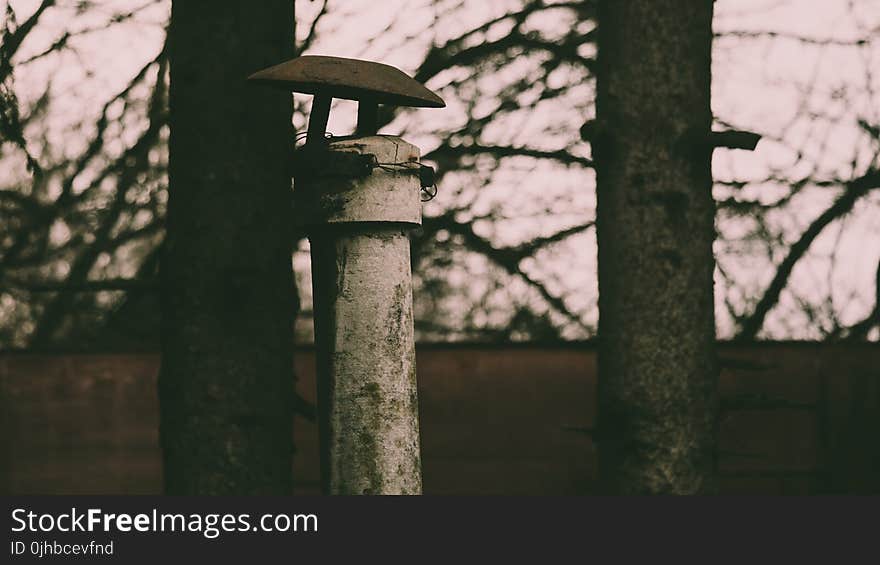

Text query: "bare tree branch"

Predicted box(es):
[737, 169, 880, 340]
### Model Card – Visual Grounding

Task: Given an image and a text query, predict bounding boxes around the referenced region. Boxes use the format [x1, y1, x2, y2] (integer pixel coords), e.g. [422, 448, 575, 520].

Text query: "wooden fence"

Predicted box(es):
[1, 343, 878, 494]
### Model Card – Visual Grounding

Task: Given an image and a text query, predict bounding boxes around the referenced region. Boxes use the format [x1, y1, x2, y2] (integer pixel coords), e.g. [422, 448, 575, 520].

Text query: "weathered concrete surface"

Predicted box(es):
[302, 136, 423, 494]
[296, 135, 422, 226]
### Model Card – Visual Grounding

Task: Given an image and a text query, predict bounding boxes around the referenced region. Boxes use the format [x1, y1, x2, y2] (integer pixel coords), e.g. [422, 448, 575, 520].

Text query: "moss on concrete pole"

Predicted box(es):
[299, 136, 423, 495]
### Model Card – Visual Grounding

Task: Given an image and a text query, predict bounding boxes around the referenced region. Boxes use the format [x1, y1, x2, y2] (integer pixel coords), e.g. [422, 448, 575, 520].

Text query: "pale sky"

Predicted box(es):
[4, 0, 880, 342]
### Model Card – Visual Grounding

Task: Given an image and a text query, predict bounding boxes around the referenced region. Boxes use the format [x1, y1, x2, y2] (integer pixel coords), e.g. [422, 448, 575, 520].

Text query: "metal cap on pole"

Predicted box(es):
[248, 55, 444, 142]
[249, 55, 444, 494]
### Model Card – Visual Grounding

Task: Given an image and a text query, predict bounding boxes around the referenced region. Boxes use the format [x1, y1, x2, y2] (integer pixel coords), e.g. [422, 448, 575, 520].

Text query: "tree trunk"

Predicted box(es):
[159, 1, 295, 494]
[593, 0, 718, 494]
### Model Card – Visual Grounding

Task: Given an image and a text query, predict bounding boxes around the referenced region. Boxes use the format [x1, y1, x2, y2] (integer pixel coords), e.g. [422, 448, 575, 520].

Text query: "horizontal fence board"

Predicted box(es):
[1, 343, 878, 494]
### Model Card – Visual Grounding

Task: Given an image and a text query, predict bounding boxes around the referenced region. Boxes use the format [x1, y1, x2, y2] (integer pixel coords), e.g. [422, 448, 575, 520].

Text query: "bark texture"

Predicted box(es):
[159, 2, 295, 494]
[594, 1, 719, 494]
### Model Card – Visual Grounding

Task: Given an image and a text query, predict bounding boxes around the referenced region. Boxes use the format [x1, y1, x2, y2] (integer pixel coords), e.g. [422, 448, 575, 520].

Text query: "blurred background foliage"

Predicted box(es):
[0, 0, 878, 349]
